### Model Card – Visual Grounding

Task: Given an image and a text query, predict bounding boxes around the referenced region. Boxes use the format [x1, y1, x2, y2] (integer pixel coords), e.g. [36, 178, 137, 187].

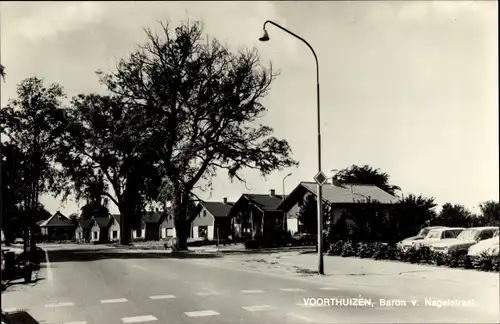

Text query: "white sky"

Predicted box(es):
[1, 1, 498, 215]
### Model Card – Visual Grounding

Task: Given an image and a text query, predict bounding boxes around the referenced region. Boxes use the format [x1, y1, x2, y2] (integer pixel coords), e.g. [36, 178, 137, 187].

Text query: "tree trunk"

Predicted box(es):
[174, 220, 189, 251]
[120, 208, 132, 245]
[172, 194, 189, 251]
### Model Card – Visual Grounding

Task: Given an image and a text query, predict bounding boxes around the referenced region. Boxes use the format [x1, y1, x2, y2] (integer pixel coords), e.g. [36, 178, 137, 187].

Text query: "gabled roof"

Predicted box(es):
[229, 194, 283, 217]
[244, 194, 283, 211]
[91, 217, 112, 228]
[141, 212, 164, 224]
[278, 182, 399, 212]
[111, 214, 121, 224]
[77, 219, 92, 230]
[200, 201, 234, 218]
[39, 212, 74, 227]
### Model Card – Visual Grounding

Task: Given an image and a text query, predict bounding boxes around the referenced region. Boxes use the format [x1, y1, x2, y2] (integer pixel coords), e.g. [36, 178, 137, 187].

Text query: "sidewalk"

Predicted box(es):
[185, 250, 499, 315]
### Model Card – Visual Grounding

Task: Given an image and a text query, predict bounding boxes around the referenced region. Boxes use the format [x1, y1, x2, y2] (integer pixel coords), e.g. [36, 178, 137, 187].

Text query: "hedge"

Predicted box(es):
[327, 241, 499, 272]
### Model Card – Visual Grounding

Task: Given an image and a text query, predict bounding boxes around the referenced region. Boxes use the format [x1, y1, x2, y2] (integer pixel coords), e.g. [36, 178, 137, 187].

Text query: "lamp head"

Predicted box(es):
[259, 29, 270, 42]
[286, 172, 292, 177]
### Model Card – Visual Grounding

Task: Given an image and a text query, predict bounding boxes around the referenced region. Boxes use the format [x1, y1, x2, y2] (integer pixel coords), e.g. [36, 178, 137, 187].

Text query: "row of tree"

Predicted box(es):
[297, 165, 499, 244]
[1, 20, 297, 250]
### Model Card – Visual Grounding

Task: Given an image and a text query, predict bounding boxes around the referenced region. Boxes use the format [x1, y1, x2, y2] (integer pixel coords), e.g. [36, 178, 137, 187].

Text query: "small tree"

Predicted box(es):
[479, 201, 499, 226]
[296, 194, 318, 234]
[432, 203, 473, 227]
[386, 194, 437, 243]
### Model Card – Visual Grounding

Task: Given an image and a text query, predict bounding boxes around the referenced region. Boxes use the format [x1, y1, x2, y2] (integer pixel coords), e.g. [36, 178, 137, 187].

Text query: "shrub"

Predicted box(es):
[460, 255, 474, 269]
[433, 251, 449, 266]
[357, 243, 376, 258]
[341, 241, 357, 257]
[475, 252, 495, 271]
[244, 240, 261, 249]
[417, 246, 435, 264]
[328, 241, 344, 256]
[446, 250, 462, 268]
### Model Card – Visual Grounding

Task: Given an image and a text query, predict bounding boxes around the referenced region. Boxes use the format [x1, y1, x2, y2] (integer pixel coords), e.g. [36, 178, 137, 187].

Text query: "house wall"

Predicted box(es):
[214, 218, 232, 240]
[160, 214, 176, 239]
[192, 208, 215, 227]
[108, 218, 120, 242]
[91, 223, 100, 242]
[287, 218, 298, 234]
[132, 227, 146, 239]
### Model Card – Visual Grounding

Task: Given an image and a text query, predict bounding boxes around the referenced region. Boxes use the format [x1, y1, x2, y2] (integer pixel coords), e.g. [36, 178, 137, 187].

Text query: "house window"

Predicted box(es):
[198, 226, 208, 238]
[112, 231, 118, 239]
[93, 232, 98, 239]
[135, 229, 141, 237]
[203, 210, 207, 217]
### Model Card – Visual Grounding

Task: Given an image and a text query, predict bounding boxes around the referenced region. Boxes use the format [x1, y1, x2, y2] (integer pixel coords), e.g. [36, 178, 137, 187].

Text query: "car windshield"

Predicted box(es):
[457, 229, 478, 241]
[494, 230, 499, 237]
[418, 228, 430, 236]
[426, 230, 441, 239]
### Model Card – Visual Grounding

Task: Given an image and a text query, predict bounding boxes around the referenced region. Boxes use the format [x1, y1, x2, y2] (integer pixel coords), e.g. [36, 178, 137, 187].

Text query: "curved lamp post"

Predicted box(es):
[259, 21, 324, 275]
[282, 172, 292, 231]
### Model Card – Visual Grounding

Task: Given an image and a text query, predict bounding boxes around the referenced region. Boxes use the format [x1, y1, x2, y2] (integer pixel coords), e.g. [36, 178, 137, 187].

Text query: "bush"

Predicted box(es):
[244, 240, 261, 249]
[341, 241, 357, 257]
[396, 245, 424, 263]
[328, 241, 344, 256]
[446, 250, 463, 268]
[433, 251, 449, 266]
[475, 252, 495, 271]
[357, 243, 376, 258]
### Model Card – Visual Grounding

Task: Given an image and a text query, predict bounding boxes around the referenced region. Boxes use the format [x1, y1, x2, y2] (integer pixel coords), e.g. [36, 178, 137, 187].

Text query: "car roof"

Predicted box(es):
[468, 226, 499, 230]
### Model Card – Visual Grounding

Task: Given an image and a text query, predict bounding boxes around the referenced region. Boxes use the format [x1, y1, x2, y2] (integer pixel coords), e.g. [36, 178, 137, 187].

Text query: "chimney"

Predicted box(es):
[155, 207, 159, 212]
[270, 189, 275, 197]
[223, 197, 228, 204]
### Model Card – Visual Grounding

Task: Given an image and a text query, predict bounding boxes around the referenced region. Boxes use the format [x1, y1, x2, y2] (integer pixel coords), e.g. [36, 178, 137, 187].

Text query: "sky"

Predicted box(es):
[1, 1, 498, 216]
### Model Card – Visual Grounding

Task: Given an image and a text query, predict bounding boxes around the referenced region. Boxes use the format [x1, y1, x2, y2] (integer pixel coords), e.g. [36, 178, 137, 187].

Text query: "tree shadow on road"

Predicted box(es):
[2, 310, 40, 324]
[46, 249, 222, 264]
[3, 277, 45, 293]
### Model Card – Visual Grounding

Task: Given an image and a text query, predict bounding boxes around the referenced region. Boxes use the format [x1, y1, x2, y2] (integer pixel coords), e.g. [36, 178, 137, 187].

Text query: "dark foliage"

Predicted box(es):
[96, 20, 297, 250]
[332, 165, 400, 196]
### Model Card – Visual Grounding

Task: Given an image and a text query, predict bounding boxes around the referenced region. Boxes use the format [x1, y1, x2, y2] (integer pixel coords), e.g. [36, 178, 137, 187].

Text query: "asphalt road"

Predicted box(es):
[2, 245, 498, 324]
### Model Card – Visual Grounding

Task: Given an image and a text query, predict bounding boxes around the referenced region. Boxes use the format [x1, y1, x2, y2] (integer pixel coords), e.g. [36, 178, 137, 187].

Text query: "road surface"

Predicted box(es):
[2, 244, 497, 323]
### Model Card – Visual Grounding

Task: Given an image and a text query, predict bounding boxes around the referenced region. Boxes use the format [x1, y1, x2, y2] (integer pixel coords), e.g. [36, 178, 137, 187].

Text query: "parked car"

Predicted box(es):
[400, 227, 464, 249]
[397, 226, 448, 248]
[468, 229, 499, 260]
[430, 226, 498, 255]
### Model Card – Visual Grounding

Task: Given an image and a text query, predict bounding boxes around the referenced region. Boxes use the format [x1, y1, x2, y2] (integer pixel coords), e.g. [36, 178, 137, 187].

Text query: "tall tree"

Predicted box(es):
[432, 203, 473, 227]
[56, 94, 161, 245]
[478, 201, 500, 226]
[386, 194, 437, 242]
[1, 142, 28, 245]
[1, 77, 67, 251]
[333, 165, 400, 196]
[98, 20, 297, 250]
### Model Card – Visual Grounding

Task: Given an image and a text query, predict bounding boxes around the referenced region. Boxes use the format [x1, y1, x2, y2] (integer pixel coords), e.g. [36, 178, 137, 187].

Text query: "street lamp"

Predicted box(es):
[259, 20, 325, 275]
[282, 172, 292, 202]
[282, 172, 292, 232]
